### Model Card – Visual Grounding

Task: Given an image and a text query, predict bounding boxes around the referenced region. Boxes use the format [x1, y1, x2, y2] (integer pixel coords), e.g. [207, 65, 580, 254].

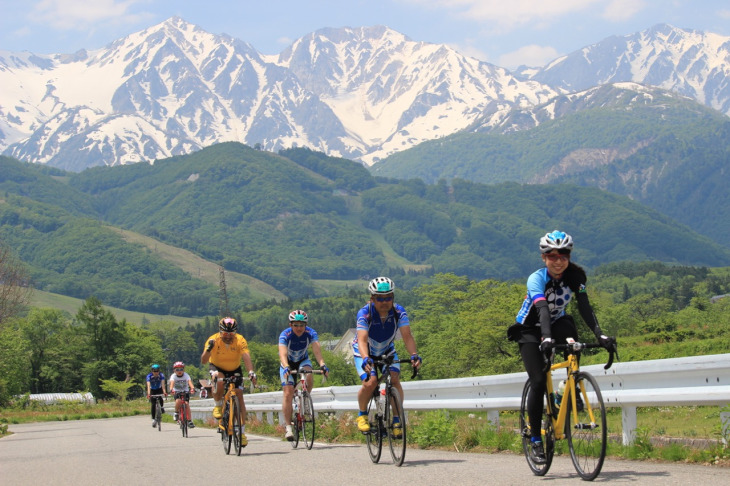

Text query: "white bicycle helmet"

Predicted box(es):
[288, 309, 308, 323]
[368, 276, 395, 295]
[539, 230, 574, 254]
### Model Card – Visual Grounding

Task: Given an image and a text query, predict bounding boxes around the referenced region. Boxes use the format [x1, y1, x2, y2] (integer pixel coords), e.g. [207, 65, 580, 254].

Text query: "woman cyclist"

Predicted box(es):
[508, 230, 615, 464]
[169, 361, 196, 428]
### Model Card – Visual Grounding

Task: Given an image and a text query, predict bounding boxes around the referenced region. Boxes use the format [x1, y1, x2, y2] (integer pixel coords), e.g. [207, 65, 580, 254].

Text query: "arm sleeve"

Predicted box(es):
[535, 300, 552, 339]
[576, 291, 603, 337]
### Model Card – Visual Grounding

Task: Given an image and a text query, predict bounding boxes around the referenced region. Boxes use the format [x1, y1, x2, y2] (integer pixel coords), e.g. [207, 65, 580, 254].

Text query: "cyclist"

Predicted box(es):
[145, 364, 167, 427]
[353, 277, 421, 435]
[201, 317, 257, 447]
[508, 230, 616, 464]
[168, 361, 196, 429]
[278, 309, 329, 441]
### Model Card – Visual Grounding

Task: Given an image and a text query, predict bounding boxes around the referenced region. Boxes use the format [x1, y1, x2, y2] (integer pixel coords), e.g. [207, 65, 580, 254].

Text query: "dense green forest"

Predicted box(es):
[2, 147, 729, 319]
[373, 86, 730, 245]
[2, 262, 729, 405]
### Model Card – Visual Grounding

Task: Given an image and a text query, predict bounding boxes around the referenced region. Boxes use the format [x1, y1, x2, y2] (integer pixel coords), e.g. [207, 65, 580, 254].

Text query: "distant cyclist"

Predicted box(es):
[353, 277, 421, 434]
[508, 230, 616, 464]
[278, 309, 329, 441]
[145, 364, 167, 427]
[168, 361, 195, 429]
[201, 317, 257, 447]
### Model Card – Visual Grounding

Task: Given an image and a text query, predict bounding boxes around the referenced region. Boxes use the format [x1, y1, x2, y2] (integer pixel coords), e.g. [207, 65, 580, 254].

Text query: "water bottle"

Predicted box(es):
[555, 380, 566, 407]
[377, 387, 386, 415]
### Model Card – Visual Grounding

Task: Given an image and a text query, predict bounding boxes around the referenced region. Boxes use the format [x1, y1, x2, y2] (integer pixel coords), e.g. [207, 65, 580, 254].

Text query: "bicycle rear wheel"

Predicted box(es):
[156, 401, 162, 432]
[519, 380, 554, 476]
[221, 401, 232, 455]
[180, 402, 188, 438]
[365, 393, 382, 463]
[566, 372, 606, 480]
[302, 391, 315, 450]
[386, 387, 406, 466]
[291, 396, 300, 449]
[232, 396, 243, 456]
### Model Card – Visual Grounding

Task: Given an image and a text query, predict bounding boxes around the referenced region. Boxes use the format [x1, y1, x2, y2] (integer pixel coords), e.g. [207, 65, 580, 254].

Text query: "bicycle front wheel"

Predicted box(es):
[221, 401, 232, 455]
[180, 402, 188, 438]
[232, 396, 243, 456]
[291, 397, 300, 449]
[156, 401, 162, 432]
[386, 387, 406, 466]
[365, 393, 382, 463]
[566, 372, 606, 480]
[302, 391, 315, 450]
[519, 380, 554, 476]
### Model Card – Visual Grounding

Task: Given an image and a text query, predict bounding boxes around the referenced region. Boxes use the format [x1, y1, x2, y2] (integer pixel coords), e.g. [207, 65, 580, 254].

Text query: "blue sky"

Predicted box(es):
[1, 0, 729, 69]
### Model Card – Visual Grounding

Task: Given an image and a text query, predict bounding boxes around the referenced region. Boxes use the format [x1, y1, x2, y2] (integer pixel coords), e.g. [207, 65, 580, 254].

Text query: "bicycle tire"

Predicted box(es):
[221, 400, 232, 455]
[566, 372, 606, 480]
[365, 392, 382, 463]
[386, 387, 406, 466]
[232, 396, 243, 456]
[291, 395, 300, 449]
[519, 380, 554, 476]
[180, 401, 188, 438]
[156, 400, 162, 432]
[302, 391, 315, 450]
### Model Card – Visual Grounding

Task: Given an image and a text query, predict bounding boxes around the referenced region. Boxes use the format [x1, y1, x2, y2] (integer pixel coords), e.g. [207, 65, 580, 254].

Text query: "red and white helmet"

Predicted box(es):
[173, 361, 185, 370]
[288, 309, 308, 323]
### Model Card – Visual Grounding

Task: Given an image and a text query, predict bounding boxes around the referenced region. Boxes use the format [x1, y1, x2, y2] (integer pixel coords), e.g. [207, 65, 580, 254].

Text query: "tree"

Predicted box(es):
[18, 308, 69, 393]
[0, 241, 32, 327]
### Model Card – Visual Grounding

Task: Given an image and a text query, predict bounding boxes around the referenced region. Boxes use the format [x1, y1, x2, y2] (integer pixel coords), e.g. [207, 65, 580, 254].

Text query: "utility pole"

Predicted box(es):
[219, 266, 230, 317]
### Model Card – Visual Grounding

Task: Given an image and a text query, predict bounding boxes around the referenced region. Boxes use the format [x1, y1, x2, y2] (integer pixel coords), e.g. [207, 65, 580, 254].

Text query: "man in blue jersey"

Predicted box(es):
[353, 277, 421, 434]
[145, 363, 167, 427]
[279, 309, 329, 441]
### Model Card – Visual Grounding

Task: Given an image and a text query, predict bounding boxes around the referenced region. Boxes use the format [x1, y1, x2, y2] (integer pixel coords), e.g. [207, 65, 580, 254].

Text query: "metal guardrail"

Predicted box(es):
[190, 353, 730, 445]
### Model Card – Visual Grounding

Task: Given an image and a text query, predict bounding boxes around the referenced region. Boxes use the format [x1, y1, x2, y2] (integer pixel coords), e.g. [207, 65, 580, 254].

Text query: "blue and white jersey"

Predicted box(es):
[279, 326, 319, 363]
[352, 303, 410, 357]
[516, 267, 577, 327]
[146, 372, 166, 390]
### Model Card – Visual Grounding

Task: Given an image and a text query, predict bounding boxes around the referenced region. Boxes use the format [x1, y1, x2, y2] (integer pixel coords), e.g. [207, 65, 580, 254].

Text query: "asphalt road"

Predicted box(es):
[1, 416, 726, 485]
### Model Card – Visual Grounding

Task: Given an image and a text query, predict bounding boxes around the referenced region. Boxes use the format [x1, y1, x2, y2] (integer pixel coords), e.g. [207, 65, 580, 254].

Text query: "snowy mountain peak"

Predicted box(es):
[1, 20, 728, 171]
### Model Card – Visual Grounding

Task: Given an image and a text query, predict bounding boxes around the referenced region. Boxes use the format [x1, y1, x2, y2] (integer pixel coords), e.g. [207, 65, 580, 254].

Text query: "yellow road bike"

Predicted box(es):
[218, 374, 245, 455]
[519, 339, 618, 480]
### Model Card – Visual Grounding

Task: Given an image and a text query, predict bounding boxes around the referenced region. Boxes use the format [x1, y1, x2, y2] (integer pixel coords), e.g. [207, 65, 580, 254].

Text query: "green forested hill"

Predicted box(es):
[372, 86, 730, 246]
[2, 143, 730, 317]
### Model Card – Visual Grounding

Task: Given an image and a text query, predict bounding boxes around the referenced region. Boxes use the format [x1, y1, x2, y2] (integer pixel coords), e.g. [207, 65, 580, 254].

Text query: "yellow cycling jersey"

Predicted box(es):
[205, 333, 250, 371]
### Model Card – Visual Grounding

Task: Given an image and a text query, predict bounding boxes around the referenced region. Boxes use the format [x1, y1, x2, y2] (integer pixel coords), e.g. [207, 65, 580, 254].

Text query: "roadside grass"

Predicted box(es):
[3, 400, 728, 466]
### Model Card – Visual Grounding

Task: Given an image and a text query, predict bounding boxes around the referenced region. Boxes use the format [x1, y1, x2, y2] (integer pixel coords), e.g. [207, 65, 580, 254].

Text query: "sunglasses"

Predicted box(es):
[545, 253, 570, 262]
[374, 296, 393, 302]
[291, 323, 305, 328]
[174, 368, 184, 371]
[220, 331, 235, 336]
[152, 370, 160, 372]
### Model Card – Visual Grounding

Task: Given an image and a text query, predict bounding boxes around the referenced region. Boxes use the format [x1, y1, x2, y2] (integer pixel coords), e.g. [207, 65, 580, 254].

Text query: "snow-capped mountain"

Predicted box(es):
[0, 17, 555, 170]
[1, 19, 729, 171]
[526, 23, 730, 116]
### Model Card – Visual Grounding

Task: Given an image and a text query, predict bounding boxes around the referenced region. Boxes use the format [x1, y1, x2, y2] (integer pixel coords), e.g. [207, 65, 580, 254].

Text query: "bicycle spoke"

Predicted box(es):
[232, 397, 243, 456]
[291, 396, 300, 449]
[519, 380, 554, 476]
[386, 387, 406, 466]
[365, 393, 382, 463]
[221, 401, 232, 455]
[566, 372, 607, 480]
[302, 392, 316, 450]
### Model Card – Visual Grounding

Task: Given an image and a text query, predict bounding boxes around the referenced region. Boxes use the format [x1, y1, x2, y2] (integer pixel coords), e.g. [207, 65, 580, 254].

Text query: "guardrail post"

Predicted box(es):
[622, 406, 637, 445]
[487, 410, 499, 427]
[721, 411, 730, 446]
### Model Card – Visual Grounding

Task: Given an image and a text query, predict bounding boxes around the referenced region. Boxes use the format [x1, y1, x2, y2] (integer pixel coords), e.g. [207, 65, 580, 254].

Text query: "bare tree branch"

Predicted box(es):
[0, 240, 33, 326]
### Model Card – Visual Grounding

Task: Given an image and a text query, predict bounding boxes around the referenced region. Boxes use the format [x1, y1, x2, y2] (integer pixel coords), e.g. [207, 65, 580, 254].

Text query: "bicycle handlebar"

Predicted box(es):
[547, 341, 619, 371]
[371, 354, 420, 379]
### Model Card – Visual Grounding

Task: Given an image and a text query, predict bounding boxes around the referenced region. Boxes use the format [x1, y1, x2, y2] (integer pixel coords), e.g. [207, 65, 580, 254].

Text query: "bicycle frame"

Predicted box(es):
[544, 341, 613, 438]
[290, 367, 323, 450]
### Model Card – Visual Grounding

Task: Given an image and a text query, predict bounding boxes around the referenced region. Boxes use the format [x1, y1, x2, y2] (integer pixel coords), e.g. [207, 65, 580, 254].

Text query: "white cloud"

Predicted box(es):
[602, 0, 646, 22]
[498, 44, 560, 69]
[401, 0, 603, 30]
[31, 0, 150, 30]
